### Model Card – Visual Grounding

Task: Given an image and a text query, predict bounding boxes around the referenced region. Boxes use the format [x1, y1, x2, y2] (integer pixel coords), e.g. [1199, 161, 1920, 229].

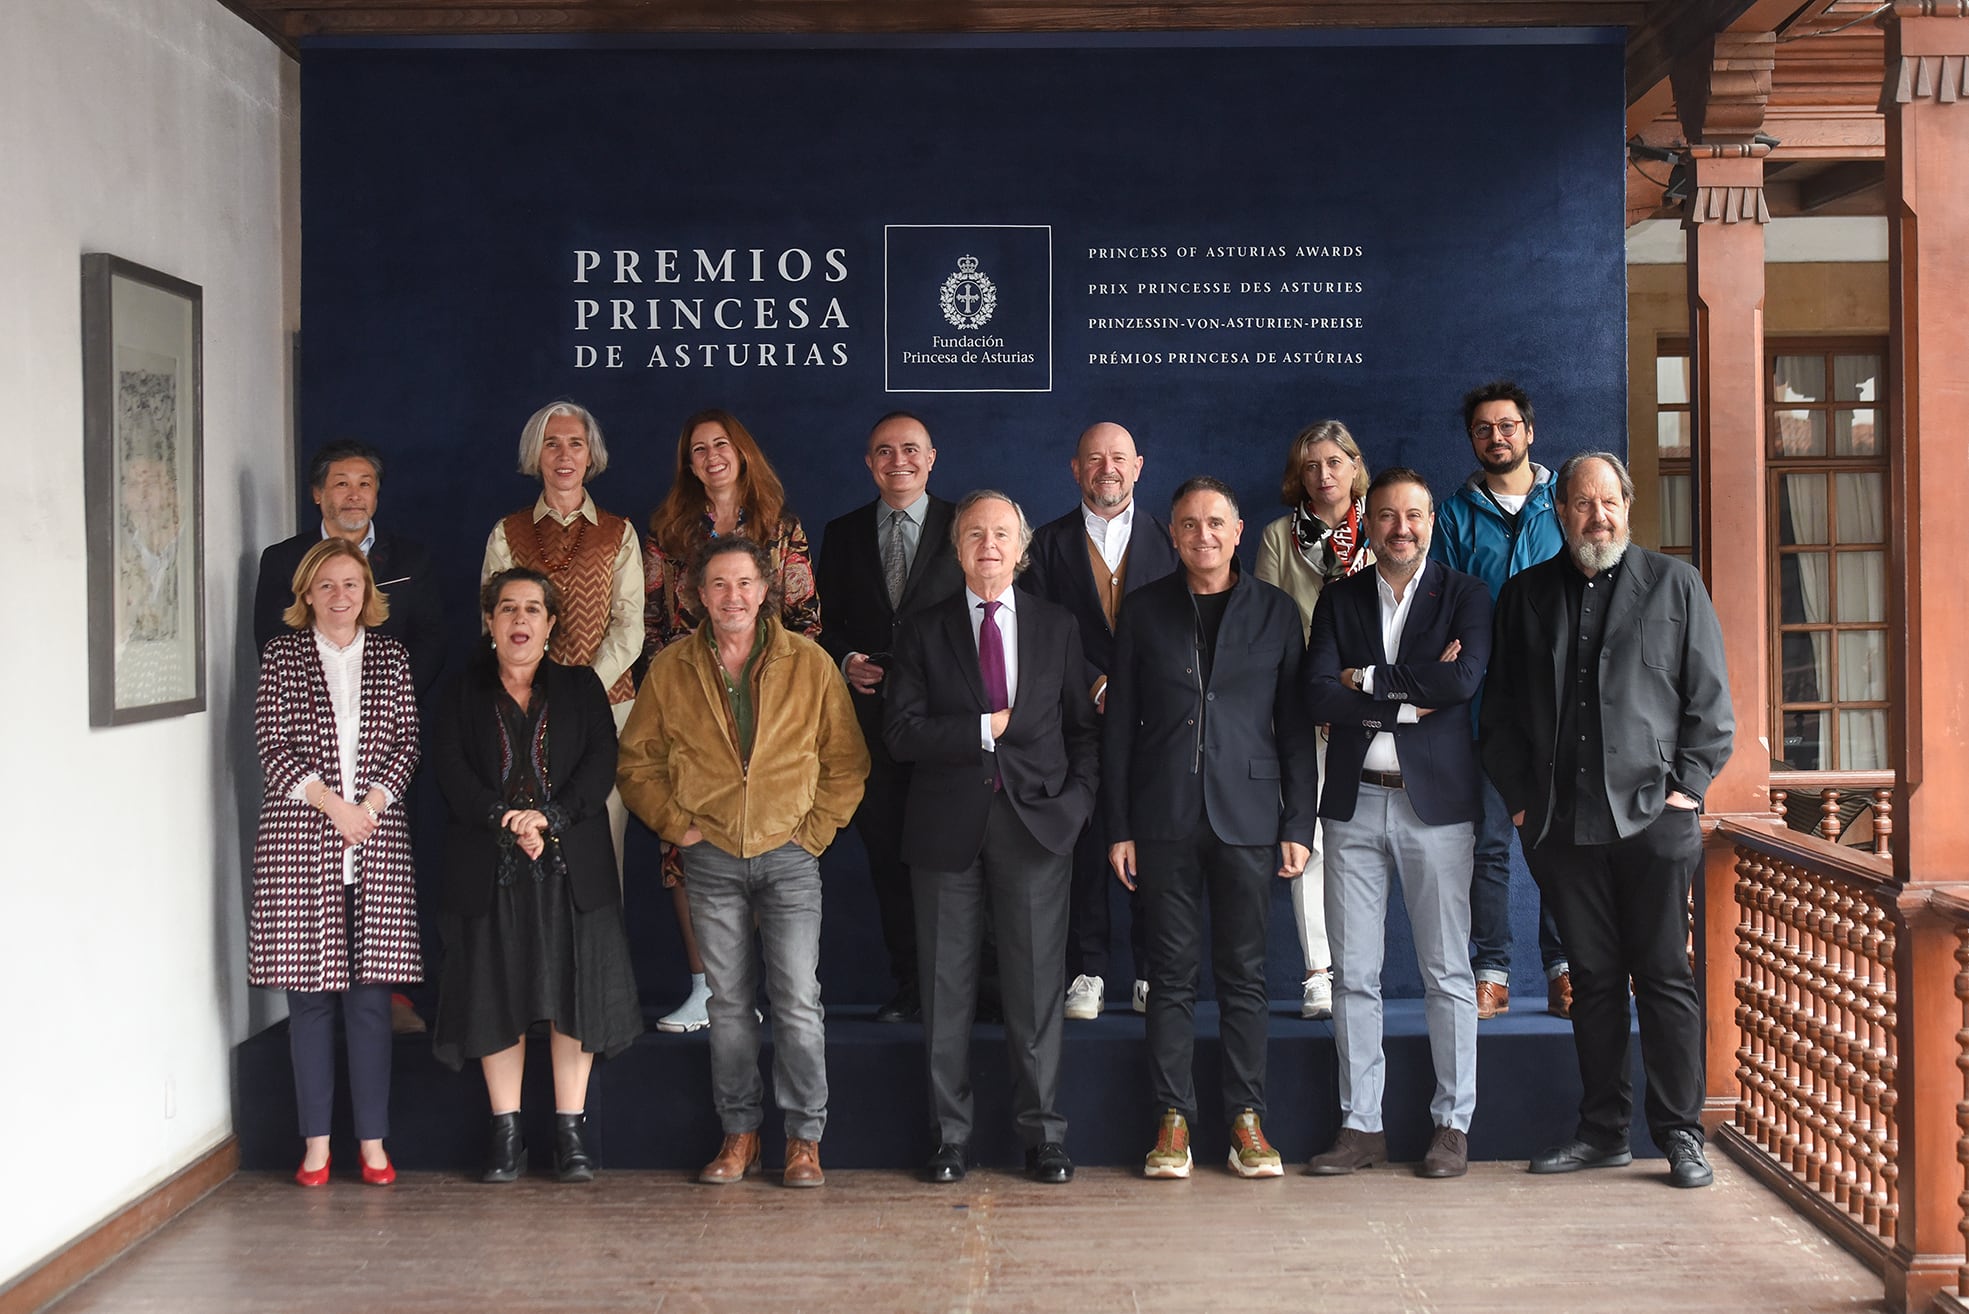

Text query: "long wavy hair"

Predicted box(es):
[648, 408, 786, 561]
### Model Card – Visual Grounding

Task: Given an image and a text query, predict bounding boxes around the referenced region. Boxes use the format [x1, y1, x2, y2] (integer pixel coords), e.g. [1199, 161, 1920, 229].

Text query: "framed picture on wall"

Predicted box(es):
[82, 253, 206, 726]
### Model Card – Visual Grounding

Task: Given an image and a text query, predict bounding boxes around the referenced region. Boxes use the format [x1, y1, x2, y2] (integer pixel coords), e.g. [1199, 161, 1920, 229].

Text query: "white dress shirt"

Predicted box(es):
[1082, 500, 1134, 575]
[1358, 567, 1424, 773]
[966, 586, 1020, 750]
[297, 627, 367, 884]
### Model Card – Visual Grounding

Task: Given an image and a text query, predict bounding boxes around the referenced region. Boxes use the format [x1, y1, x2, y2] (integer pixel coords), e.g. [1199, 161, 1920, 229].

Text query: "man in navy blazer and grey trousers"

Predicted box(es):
[1303, 467, 1492, 1180]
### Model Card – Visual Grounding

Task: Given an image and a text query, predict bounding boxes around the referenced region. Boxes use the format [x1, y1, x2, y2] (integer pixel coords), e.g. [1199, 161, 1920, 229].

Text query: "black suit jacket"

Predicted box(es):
[1023, 504, 1182, 691]
[253, 527, 446, 696]
[1101, 569, 1318, 848]
[1481, 544, 1734, 846]
[1303, 560, 1492, 826]
[815, 496, 965, 750]
[430, 657, 622, 920]
[884, 587, 1101, 871]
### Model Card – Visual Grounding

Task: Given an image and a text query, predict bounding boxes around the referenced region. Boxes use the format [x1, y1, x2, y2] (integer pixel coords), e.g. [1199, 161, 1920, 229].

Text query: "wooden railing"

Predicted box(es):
[1768, 768, 1898, 857]
[1713, 818, 1969, 1313]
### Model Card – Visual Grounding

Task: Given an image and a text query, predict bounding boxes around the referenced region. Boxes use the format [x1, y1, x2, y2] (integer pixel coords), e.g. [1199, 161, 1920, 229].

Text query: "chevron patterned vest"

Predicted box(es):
[501, 506, 636, 703]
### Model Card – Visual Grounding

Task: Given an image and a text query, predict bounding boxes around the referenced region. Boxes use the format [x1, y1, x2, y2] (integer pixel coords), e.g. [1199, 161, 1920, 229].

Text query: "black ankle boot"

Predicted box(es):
[555, 1112, 596, 1183]
[482, 1112, 524, 1183]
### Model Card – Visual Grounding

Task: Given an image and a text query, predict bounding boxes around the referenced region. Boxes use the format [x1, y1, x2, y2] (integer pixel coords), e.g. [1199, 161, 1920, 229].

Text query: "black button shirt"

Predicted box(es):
[1553, 555, 1622, 844]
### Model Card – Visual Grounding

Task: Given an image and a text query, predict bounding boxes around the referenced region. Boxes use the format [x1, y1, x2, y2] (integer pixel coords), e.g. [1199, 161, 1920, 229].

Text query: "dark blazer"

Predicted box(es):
[1481, 544, 1734, 846]
[254, 527, 446, 696]
[885, 586, 1101, 871]
[1101, 569, 1318, 848]
[815, 495, 965, 748]
[1023, 504, 1182, 690]
[431, 657, 621, 919]
[1304, 560, 1492, 826]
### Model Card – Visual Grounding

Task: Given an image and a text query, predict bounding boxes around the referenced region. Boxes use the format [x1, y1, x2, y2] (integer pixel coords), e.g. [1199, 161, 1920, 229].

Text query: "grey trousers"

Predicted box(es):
[1324, 783, 1478, 1134]
[681, 840, 828, 1143]
[913, 792, 1070, 1148]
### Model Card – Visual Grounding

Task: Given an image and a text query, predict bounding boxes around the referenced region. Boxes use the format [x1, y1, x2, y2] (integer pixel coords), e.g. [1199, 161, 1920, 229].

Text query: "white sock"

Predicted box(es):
[689, 973, 710, 998]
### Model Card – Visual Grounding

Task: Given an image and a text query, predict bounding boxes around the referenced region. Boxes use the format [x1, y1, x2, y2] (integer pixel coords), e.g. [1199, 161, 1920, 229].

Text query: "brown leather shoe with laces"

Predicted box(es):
[1546, 971, 1573, 1019]
[1418, 1126, 1469, 1178]
[699, 1131, 761, 1185]
[1305, 1127, 1388, 1175]
[783, 1137, 825, 1188]
[1476, 981, 1511, 1019]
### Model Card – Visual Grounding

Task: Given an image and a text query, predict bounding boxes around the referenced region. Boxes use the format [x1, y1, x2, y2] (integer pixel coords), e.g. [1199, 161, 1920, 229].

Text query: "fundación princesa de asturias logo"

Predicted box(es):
[940, 254, 997, 329]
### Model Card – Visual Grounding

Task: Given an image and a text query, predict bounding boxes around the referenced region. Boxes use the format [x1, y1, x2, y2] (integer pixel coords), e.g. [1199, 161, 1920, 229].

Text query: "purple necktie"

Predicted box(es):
[979, 600, 1007, 791]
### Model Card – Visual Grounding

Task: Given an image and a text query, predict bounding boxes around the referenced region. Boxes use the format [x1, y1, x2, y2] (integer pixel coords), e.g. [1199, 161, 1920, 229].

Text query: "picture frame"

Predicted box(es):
[82, 253, 206, 725]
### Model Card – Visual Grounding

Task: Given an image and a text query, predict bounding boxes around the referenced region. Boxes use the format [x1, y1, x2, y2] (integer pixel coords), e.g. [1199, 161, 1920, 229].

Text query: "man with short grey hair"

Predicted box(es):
[1482, 451, 1733, 1189]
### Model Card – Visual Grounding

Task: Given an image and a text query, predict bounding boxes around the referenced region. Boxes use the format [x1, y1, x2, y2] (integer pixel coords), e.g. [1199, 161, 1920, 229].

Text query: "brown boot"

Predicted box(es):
[1305, 1127, 1387, 1176]
[1476, 980, 1511, 1020]
[699, 1131, 761, 1185]
[784, 1137, 825, 1188]
[1546, 971, 1574, 1019]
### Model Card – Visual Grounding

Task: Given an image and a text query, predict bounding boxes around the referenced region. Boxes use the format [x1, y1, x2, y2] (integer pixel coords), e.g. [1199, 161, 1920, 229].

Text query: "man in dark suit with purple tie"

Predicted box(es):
[885, 491, 1100, 1185]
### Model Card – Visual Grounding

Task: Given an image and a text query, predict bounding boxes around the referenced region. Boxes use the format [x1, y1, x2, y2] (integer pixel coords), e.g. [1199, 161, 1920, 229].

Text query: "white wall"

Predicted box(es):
[0, 0, 296, 1283]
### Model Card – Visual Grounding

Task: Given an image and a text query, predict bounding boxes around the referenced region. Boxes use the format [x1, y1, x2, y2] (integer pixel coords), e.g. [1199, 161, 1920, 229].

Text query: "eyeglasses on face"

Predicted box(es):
[1471, 419, 1525, 439]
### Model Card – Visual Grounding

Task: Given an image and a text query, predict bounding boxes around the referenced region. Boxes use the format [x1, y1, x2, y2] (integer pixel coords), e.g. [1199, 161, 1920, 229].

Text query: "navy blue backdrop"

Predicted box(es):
[299, 32, 1627, 1008]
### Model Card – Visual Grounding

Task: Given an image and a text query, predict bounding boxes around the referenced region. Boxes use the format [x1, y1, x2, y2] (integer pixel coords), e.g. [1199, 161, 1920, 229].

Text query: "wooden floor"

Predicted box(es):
[46, 1158, 1884, 1313]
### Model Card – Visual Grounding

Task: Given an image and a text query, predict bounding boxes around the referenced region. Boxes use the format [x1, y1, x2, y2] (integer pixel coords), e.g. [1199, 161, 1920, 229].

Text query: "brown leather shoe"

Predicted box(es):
[1476, 981, 1511, 1020]
[1418, 1126, 1469, 1178]
[699, 1132, 761, 1185]
[783, 1137, 825, 1188]
[1546, 971, 1574, 1019]
[1305, 1127, 1387, 1176]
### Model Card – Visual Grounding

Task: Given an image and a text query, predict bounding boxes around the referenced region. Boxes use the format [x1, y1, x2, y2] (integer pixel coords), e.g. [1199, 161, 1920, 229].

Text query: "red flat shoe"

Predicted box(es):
[295, 1156, 331, 1188]
[361, 1155, 396, 1186]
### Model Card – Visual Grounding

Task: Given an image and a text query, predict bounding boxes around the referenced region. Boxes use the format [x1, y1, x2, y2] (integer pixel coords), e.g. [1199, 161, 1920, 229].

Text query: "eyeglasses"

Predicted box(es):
[1471, 419, 1525, 439]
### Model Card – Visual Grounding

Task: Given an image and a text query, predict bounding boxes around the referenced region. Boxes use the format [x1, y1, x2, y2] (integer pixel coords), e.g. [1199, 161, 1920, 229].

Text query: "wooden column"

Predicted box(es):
[1678, 32, 1775, 1130]
[1883, 9, 1969, 1305]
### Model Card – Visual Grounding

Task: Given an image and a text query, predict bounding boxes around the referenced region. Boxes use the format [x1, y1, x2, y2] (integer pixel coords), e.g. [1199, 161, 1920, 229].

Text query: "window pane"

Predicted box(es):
[1783, 630, 1830, 702]
[1776, 474, 1828, 545]
[1773, 355, 1827, 403]
[1834, 408, 1879, 456]
[1659, 473, 1691, 549]
[1773, 409, 1827, 457]
[1657, 354, 1690, 406]
[1656, 410, 1690, 459]
[1837, 630, 1886, 702]
[1780, 552, 1830, 625]
[1783, 710, 1828, 771]
[1835, 472, 1885, 543]
[1839, 711, 1888, 771]
[1833, 354, 1880, 402]
[1836, 551, 1886, 623]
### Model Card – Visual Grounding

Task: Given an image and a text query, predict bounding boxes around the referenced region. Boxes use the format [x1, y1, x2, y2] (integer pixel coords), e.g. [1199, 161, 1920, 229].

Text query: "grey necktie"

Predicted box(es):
[883, 508, 909, 608]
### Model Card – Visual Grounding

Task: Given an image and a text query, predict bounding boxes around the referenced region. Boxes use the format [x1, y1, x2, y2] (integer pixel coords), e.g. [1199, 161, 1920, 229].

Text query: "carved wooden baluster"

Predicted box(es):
[1860, 897, 1891, 1233]
[1744, 850, 1774, 1149]
[1734, 844, 1759, 1137]
[1803, 871, 1833, 1191]
[1878, 907, 1900, 1243]
[1871, 788, 1894, 860]
[1771, 785, 1789, 827]
[1832, 886, 1863, 1212]
[1955, 925, 1969, 1300]
[1819, 788, 1843, 845]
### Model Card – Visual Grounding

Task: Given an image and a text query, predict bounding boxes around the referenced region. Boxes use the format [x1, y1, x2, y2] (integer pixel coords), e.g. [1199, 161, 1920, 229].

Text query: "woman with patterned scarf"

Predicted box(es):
[1255, 419, 1375, 1025]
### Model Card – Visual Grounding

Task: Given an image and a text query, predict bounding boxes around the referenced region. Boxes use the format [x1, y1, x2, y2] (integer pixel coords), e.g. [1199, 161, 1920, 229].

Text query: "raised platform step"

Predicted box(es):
[234, 999, 1656, 1173]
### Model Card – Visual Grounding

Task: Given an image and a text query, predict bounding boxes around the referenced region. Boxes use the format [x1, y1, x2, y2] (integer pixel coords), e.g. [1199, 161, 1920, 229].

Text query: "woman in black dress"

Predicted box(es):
[432, 567, 642, 1182]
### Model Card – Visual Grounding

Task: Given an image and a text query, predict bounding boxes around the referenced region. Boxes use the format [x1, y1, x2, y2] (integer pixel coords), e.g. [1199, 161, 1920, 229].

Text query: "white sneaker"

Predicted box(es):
[1132, 979, 1150, 1014]
[1301, 970, 1334, 1020]
[1065, 974, 1104, 1020]
[656, 981, 711, 1033]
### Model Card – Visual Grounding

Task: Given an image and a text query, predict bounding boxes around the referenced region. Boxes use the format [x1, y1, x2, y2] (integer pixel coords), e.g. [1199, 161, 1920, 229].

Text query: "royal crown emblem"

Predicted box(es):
[939, 254, 998, 330]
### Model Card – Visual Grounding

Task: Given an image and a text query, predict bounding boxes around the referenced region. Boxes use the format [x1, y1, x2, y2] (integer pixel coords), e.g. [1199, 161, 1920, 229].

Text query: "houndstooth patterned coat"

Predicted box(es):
[250, 628, 424, 991]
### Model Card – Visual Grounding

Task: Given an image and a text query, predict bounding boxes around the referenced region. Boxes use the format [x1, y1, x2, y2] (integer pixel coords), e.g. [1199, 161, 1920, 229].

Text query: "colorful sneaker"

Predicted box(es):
[1132, 979, 1150, 1014]
[1144, 1109, 1192, 1179]
[1301, 970, 1334, 1020]
[1228, 1108, 1284, 1178]
[1064, 974, 1104, 1020]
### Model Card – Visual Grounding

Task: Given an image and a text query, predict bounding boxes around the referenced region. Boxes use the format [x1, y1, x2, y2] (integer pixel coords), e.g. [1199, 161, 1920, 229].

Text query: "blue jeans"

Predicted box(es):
[681, 840, 829, 1143]
[1470, 777, 1568, 986]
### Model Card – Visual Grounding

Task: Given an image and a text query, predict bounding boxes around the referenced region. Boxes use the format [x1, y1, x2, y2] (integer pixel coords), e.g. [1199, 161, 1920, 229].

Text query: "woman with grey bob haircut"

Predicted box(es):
[516, 401, 611, 478]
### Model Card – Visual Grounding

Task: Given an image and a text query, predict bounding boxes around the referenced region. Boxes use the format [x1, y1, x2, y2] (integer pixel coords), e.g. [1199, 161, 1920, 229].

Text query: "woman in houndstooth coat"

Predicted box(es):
[252, 537, 422, 1188]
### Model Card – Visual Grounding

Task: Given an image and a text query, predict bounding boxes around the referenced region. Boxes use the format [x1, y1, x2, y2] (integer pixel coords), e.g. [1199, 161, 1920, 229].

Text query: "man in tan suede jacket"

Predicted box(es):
[618, 535, 868, 1189]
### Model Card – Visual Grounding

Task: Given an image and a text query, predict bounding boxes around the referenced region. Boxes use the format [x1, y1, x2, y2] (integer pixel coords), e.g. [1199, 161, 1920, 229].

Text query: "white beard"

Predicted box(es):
[1570, 534, 1629, 574]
